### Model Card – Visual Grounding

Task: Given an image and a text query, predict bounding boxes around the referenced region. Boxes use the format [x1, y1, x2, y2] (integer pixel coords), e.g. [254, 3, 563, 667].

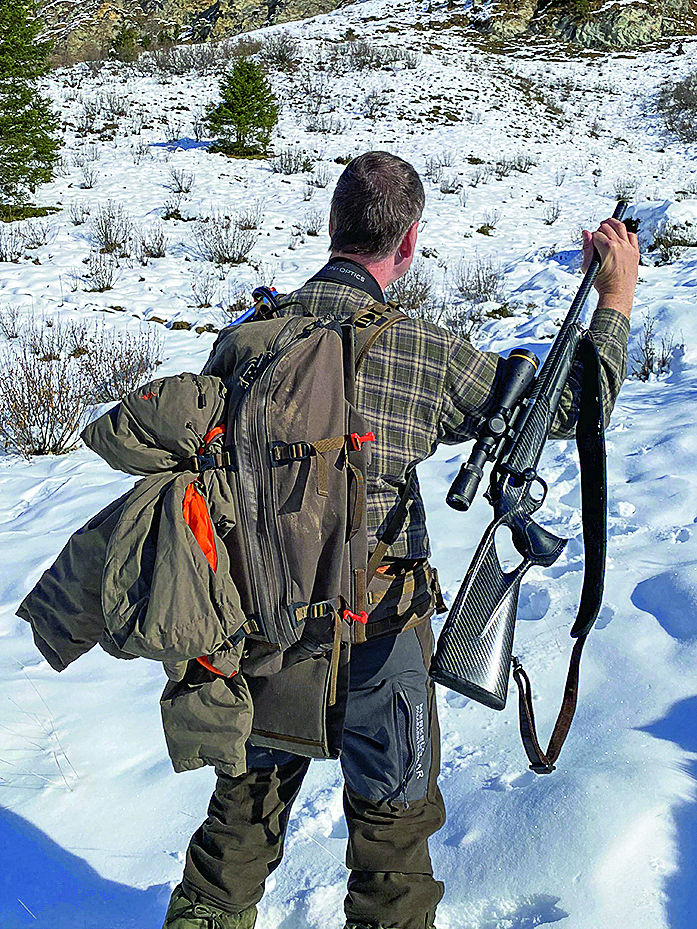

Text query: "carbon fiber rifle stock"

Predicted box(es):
[431, 201, 628, 713]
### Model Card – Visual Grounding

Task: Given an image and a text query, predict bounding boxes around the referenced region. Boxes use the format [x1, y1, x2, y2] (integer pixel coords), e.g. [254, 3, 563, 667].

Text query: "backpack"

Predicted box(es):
[198, 295, 408, 701]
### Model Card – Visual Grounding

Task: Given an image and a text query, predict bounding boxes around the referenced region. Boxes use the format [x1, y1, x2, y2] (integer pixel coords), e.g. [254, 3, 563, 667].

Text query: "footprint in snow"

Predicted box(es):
[475, 894, 568, 928]
[594, 603, 615, 631]
[445, 691, 469, 709]
[517, 585, 551, 622]
[483, 770, 536, 791]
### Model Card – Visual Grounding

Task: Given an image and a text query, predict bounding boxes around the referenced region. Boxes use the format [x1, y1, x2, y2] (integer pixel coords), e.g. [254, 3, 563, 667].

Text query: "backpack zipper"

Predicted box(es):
[232, 319, 305, 646]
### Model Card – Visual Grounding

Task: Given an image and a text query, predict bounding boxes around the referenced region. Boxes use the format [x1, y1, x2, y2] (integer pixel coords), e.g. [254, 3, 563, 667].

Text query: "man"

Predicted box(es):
[163, 152, 638, 929]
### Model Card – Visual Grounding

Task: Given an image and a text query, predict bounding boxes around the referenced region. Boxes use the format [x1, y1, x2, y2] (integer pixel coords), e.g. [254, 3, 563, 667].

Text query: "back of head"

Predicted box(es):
[329, 152, 425, 260]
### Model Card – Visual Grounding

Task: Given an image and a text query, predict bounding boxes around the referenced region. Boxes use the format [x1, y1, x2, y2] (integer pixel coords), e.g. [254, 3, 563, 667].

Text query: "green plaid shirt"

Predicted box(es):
[279, 278, 629, 560]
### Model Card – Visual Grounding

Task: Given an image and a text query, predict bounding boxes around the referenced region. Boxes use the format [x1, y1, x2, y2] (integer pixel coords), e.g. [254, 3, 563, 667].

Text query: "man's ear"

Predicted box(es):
[398, 221, 419, 260]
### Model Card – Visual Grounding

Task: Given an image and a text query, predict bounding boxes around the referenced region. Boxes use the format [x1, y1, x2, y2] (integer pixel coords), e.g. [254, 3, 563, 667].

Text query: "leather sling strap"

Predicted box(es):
[512, 335, 607, 773]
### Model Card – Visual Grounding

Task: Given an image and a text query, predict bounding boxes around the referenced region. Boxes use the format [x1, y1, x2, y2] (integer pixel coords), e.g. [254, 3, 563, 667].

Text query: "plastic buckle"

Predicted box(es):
[343, 608, 369, 625]
[349, 432, 375, 451]
[193, 452, 216, 472]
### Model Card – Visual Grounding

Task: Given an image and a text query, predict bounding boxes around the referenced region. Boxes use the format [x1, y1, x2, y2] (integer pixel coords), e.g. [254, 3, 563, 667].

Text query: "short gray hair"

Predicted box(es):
[329, 152, 425, 260]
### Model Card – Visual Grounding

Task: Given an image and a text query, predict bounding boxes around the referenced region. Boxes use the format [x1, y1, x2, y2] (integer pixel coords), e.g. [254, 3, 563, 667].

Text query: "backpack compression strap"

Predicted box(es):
[512, 335, 607, 773]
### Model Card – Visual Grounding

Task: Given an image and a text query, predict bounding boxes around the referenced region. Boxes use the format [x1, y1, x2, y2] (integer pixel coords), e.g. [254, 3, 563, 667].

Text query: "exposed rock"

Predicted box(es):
[474, 0, 697, 50]
[471, 0, 538, 38]
[39, 0, 340, 62]
[38, 0, 697, 61]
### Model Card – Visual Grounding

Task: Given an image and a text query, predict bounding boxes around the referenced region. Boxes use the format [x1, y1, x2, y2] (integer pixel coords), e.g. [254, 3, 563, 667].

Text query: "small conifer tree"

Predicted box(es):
[0, 0, 60, 206]
[205, 58, 279, 156]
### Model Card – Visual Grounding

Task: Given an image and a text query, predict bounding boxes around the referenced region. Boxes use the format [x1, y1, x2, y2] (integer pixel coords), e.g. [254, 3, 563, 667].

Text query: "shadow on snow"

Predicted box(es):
[640, 695, 697, 929]
[0, 807, 168, 928]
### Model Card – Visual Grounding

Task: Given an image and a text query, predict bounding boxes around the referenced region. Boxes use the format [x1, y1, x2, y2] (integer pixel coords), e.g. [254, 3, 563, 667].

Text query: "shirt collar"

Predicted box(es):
[309, 258, 385, 303]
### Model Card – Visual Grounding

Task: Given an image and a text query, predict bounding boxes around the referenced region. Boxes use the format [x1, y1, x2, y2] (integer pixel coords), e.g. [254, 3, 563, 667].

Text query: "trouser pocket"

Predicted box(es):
[341, 630, 432, 805]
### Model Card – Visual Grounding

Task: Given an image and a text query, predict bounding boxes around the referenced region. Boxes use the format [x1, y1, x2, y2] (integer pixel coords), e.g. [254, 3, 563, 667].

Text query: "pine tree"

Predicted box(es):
[0, 0, 61, 205]
[205, 58, 279, 156]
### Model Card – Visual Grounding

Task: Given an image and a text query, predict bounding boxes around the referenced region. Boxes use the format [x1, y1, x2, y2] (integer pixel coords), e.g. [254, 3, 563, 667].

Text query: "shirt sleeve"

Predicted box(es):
[550, 307, 630, 438]
[438, 336, 505, 444]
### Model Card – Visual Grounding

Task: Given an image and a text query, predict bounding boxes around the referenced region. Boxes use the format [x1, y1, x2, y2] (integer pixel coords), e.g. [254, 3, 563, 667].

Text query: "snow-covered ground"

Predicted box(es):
[1, 3, 697, 927]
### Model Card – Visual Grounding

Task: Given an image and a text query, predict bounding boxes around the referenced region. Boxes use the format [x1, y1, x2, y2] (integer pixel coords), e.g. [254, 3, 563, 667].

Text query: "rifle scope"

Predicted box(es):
[446, 349, 539, 511]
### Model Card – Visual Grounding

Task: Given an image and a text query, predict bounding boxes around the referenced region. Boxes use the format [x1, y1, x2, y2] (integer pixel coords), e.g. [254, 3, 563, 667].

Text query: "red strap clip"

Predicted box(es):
[196, 655, 237, 677]
[350, 432, 375, 451]
[343, 608, 369, 625]
[199, 424, 226, 453]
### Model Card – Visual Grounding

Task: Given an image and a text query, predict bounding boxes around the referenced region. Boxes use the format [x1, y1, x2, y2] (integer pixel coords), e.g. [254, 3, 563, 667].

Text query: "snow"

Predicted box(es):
[2, 4, 697, 927]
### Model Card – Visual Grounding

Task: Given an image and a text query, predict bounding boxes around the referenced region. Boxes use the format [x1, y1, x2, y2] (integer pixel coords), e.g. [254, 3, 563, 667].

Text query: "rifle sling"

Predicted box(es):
[512, 335, 606, 773]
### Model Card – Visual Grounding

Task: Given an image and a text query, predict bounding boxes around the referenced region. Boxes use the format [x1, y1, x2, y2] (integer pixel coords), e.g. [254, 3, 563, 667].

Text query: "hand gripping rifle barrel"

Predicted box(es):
[431, 201, 628, 712]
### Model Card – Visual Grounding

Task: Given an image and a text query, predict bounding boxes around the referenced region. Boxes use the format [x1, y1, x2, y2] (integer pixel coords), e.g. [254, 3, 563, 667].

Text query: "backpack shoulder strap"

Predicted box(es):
[352, 302, 407, 373]
[348, 302, 413, 583]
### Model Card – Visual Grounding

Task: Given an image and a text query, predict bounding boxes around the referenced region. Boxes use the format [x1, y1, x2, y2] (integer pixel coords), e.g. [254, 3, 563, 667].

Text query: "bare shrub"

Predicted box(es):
[648, 221, 697, 264]
[0, 304, 21, 339]
[444, 303, 484, 343]
[80, 165, 98, 189]
[543, 201, 562, 225]
[237, 201, 264, 231]
[306, 114, 344, 134]
[85, 251, 120, 291]
[439, 174, 462, 195]
[453, 256, 503, 303]
[613, 176, 639, 201]
[135, 223, 168, 263]
[495, 158, 514, 179]
[469, 164, 493, 187]
[162, 192, 184, 221]
[260, 32, 302, 71]
[655, 71, 697, 143]
[512, 152, 536, 173]
[386, 259, 437, 319]
[363, 89, 386, 120]
[0, 318, 93, 456]
[339, 40, 393, 72]
[165, 115, 183, 144]
[131, 138, 152, 164]
[310, 164, 331, 188]
[477, 209, 500, 236]
[167, 167, 196, 194]
[91, 201, 133, 255]
[191, 269, 219, 308]
[21, 221, 56, 249]
[675, 180, 697, 201]
[272, 147, 315, 175]
[82, 321, 163, 404]
[425, 151, 455, 184]
[69, 201, 91, 225]
[220, 279, 249, 321]
[0, 225, 26, 263]
[194, 212, 257, 265]
[630, 314, 681, 380]
[303, 208, 324, 237]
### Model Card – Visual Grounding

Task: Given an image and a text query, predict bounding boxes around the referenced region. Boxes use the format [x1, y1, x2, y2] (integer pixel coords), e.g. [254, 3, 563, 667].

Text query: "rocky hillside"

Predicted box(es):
[39, 0, 697, 62]
[38, 0, 339, 62]
[475, 0, 697, 50]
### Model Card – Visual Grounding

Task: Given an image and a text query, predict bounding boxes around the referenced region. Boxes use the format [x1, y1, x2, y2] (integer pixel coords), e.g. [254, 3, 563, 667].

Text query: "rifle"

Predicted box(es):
[430, 201, 628, 773]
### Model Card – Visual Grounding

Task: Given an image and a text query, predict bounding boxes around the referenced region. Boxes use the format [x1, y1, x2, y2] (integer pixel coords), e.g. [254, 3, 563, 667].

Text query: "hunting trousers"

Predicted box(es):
[182, 621, 445, 929]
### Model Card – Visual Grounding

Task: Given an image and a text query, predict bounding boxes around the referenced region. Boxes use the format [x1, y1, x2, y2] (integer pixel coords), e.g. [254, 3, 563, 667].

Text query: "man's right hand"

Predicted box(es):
[582, 217, 640, 319]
